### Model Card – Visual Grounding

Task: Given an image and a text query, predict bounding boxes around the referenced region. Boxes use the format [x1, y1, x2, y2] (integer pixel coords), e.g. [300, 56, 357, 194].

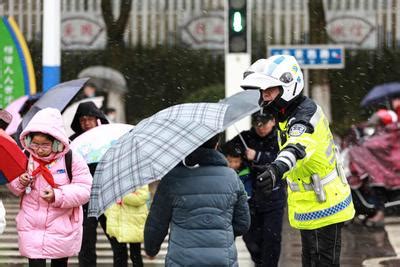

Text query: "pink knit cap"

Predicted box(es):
[0, 109, 12, 124]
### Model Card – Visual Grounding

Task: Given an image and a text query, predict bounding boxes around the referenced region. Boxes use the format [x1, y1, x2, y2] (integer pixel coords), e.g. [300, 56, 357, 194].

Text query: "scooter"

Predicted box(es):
[341, 125, 400, 219]
[351, 180, 400, 217]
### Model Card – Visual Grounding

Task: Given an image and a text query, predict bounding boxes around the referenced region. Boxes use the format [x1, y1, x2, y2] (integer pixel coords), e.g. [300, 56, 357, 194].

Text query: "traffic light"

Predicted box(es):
[228, 0, 247, 53]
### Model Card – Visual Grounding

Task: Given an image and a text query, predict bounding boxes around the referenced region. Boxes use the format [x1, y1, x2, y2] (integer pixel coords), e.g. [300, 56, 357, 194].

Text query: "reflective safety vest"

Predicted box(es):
[278, 101, 355, 230]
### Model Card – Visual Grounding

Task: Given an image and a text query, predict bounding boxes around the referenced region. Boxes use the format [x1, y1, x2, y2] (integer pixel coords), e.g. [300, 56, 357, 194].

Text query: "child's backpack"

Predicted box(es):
[25, 150, 73, 182]
[64, 150, 73, 182]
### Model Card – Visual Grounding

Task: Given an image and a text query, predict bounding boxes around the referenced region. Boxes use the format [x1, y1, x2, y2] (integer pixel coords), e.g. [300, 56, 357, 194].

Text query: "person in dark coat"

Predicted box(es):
[144, 134, 250, 266]
[69, 101, 109, 141]
[68, 101, 111, 267]
[225, 111, 284, 267]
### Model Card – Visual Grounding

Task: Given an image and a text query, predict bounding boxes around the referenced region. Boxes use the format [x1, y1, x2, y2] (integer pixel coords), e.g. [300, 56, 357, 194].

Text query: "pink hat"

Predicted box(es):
[0, 109, 12, 124]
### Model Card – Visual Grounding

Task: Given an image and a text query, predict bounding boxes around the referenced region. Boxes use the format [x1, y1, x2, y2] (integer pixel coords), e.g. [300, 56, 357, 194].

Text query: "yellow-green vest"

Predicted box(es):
[278, 105, 355, 230]
[105, 185, 150, 243]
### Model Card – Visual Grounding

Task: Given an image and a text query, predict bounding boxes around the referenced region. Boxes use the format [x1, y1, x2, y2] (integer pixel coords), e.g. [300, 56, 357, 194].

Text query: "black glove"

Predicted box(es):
[252, 164, 268, 175]
[252, 164, 278, 197]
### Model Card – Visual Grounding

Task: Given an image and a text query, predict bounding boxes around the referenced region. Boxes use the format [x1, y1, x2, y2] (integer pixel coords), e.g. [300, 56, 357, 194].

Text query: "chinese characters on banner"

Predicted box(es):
[1, 45, 16, 106]
[61, 15, 106, 50]
[0, 17, 36, 108]
[181, 12, 225, 50]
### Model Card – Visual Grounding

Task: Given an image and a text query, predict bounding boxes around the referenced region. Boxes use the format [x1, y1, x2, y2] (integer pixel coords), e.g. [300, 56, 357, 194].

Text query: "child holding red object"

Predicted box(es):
[7, 108, 92, 267]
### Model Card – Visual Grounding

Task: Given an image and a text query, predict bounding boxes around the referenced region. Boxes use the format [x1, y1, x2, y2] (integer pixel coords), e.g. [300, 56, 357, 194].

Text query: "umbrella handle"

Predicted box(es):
[233, 125, 249, 150]
[182, 159, 199, 169]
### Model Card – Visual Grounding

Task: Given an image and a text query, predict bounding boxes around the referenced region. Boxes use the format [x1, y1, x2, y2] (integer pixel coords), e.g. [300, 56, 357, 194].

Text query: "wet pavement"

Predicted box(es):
[278, 211, 400, 267]
[1, 194, 400, 266]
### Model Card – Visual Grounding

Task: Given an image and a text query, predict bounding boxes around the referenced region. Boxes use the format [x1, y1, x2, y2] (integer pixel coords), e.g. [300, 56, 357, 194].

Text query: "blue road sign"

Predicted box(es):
[267, 45, 345, 69]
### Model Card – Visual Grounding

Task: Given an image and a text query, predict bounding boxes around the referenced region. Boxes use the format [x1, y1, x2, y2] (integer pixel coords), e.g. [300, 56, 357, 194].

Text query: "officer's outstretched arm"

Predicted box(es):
[274, 143, 307, 172]
[255, 143, 306, 196]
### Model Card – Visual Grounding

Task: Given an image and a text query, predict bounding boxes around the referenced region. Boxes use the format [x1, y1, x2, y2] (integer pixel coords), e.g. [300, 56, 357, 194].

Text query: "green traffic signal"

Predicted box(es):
[232, 11, 243, 32]
[228, 0, 247, 53]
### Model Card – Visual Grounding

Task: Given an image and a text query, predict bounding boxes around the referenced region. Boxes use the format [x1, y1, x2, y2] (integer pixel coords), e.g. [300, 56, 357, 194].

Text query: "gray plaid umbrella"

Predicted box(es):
[88, 90, 261, 217]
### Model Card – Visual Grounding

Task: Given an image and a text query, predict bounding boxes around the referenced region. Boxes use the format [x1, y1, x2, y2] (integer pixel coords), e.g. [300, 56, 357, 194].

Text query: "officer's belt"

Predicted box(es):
[288, 168, 338, 192]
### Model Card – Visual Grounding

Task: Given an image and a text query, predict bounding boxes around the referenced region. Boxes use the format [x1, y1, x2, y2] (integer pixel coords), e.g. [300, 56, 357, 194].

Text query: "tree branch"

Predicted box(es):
[116, 0, 132, 34]
[309, 0, 328, 44]
[101, 0, 113, 31]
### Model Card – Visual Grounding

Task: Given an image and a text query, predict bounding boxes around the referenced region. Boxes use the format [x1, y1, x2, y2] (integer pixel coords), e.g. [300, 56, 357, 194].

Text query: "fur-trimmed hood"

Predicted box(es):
[19, 108, 69, 156]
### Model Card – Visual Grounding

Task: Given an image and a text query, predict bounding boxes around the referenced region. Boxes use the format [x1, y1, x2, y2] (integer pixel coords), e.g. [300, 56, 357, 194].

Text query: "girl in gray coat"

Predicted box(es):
[144, 134, 250, 266]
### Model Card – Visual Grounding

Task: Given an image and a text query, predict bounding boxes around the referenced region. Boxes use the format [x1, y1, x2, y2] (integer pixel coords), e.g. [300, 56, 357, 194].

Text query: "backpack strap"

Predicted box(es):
[65, 150, 73, 182]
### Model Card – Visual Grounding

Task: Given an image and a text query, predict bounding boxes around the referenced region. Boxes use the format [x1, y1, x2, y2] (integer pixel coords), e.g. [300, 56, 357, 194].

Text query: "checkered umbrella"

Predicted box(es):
[88, 90, 261, 217]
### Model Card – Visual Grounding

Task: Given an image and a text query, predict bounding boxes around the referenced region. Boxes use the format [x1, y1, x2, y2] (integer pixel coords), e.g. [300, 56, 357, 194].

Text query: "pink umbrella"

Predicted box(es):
[5, 95, 28, 135]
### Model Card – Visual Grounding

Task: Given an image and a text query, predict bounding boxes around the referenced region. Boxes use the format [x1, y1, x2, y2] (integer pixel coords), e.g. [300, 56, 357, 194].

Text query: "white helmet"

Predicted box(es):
[241, 55, 304, 107]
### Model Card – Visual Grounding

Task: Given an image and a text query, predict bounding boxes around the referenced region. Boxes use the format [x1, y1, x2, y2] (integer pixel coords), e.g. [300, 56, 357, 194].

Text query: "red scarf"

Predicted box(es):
[31, 156, 57, 188]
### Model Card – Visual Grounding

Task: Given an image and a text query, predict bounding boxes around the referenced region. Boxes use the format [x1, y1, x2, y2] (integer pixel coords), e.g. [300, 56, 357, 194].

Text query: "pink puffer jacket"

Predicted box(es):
[7, 108, 92, 259]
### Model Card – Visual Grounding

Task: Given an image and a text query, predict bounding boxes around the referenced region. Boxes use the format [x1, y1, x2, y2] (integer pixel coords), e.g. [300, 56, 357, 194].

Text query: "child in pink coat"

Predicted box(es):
[7, 108, 93, 267]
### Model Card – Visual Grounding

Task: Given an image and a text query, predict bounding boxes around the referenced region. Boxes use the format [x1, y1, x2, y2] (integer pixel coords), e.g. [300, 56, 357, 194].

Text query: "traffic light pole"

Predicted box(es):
[225, 0, 251, 141]
[225, 54, 251, 141]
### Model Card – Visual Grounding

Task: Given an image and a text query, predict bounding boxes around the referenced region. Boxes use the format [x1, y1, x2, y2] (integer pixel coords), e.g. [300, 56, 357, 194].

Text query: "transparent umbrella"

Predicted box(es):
[70, 123, 134, 164]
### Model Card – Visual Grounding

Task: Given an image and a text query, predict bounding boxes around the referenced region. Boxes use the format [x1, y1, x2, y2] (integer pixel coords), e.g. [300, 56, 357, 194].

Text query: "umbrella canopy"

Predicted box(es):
[0, 132, 27, 184]
[88, 90, 261, 217]
[21, 78, 89, 129]
[361, 82, 400, 107]
[5, 95, 28, 135]
[70, 123, 134, 164]
[62, 96, 104, 137]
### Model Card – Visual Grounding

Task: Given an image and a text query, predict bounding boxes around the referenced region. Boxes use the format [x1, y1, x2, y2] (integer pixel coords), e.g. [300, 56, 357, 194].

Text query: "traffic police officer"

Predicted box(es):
[240, 55, 355, 267]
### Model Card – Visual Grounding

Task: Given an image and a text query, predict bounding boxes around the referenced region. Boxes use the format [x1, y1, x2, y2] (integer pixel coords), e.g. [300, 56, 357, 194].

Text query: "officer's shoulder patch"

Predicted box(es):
[289, 123, 307, 137]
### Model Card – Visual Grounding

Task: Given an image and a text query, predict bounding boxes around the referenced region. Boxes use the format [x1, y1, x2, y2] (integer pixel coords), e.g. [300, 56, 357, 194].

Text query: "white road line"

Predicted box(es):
[362, 218, 400, 266]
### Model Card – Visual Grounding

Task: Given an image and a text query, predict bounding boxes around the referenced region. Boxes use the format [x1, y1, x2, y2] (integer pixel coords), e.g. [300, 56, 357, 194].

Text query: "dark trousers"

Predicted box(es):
[243, 207, 284, 267]
[110, 241, 143, 267]
[371, 187, 387, 211]
[300, 222, 343, 267]
[79, 204, 110, 267]
[28, 258, 68, 267]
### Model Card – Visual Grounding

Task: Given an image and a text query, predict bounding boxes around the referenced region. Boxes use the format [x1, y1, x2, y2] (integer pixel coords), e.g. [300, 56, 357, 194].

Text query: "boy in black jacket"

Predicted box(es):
[225, 111, 284, 267]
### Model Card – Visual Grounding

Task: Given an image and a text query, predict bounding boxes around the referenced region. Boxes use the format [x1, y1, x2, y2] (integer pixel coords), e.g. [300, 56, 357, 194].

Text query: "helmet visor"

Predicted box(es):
[240, 72, 284, 90]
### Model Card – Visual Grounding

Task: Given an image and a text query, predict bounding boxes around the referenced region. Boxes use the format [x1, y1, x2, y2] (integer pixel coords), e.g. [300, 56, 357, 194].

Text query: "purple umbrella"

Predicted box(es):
[361, 82, 400, 107]
[21, 78, 89, 129]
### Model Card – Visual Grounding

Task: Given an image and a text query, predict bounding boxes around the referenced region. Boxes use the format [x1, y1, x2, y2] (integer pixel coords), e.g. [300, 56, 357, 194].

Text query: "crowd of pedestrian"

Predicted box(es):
[0, 55, 363, 267]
